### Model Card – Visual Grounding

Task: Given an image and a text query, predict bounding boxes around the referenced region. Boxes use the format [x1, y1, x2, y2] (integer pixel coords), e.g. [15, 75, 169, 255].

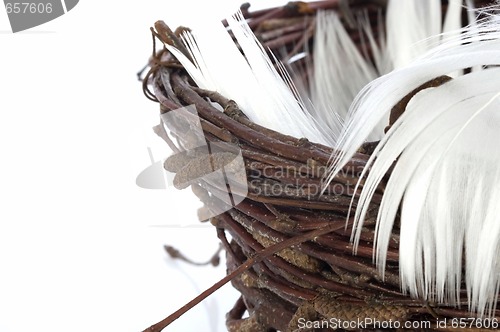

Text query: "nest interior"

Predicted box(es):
[143, 1, 500, 331]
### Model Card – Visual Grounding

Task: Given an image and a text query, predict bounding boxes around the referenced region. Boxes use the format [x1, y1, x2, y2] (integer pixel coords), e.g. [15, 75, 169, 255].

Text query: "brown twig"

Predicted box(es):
[164, 244, 223, 267]
[142, 222, 343, 332]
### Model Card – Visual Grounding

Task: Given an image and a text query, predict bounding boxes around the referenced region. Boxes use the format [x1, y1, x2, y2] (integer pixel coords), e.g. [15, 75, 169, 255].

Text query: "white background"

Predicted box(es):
[0, 1, 291, 332]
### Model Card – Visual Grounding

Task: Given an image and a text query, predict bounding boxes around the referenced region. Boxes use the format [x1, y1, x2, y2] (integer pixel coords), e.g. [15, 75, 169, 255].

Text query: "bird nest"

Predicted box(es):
[140, 1, 499, 331]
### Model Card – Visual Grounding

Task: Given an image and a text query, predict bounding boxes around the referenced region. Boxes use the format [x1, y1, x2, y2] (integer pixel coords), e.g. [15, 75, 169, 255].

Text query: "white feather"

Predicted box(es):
[310, 0, 469, 143]
[165, 12, 335, 146]
[328, 21, 500, 183]
[386, 0, 443, 69]
[310, 11, 378, 139]
[358, 10, 391, 75]
[333, 14, 500, 315]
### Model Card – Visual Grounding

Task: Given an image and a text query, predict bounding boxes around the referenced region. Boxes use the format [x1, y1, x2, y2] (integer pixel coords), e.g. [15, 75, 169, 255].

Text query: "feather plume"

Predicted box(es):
[329, 11, 500, 316]
[309, 11, 379, 139]
[385, 0, 463, 69]
[165, 11, 335, 146]
[307, 0, 467, 142]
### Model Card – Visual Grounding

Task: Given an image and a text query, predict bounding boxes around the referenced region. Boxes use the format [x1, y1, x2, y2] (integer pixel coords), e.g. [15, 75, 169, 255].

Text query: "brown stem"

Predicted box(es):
[142, 222, 342, 332]
[164, 244, 222, 267]
[153, 21, 193, 63]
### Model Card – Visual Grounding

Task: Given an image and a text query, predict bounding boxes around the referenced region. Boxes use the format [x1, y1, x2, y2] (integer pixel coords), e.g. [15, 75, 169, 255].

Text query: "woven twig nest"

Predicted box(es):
[141, 1, 500, 331]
